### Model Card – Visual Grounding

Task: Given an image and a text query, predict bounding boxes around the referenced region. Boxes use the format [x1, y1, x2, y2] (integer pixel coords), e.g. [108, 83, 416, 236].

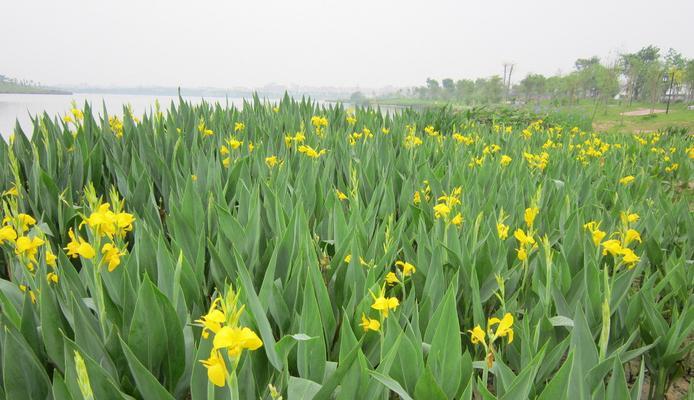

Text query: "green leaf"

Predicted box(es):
[288, 376, 322, 400]
[606, 356, 629, 400]
[413, 366, 447, 400]
[425, 282, 462, 398]
[369, 370, 414, 400]
[500, 344, 546, 400]
[39, 284, 67, 372]
[127, 275, 185, 392]
[1, 326, 51, 400]
[232, 245, 283, 370]
[537, 352, 573, 400]
[120, 336, 175, 400]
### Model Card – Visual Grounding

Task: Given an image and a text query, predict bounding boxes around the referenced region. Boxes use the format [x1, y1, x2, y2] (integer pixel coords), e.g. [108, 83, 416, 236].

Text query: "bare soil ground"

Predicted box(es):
[620, 109, 667, 116]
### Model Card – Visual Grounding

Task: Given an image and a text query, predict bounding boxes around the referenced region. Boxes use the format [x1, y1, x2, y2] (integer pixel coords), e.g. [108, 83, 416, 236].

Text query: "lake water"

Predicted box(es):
[0, 93, 407, 141]
[0, 93, 254, 140]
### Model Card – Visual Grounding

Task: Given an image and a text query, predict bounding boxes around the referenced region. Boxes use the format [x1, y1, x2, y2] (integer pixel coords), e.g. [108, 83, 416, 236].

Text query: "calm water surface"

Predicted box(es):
[0, 93, 252, 140]
[0, 93, 405, 141]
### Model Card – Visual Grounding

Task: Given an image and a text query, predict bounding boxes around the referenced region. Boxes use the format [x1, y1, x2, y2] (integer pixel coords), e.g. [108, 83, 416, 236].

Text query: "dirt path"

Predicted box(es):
[620, 108, 666, 116]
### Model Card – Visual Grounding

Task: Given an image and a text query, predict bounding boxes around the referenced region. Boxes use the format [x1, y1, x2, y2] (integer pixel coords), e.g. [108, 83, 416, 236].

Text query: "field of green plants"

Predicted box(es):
[0, 96, 692, 399]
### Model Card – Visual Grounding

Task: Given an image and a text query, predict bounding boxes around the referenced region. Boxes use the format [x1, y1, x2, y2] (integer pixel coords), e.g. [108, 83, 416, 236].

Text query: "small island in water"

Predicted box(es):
[0, 74, 71, 95]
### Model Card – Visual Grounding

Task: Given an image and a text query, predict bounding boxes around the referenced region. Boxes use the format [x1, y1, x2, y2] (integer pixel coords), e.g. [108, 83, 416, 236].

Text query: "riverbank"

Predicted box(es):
[365, 97, 694, 133]
[0, 82, 71, 95]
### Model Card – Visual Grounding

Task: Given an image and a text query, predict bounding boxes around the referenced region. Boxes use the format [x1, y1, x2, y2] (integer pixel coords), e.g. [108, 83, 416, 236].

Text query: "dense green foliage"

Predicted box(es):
[391, 46, 693, 107]
[0, 95, 692, 399]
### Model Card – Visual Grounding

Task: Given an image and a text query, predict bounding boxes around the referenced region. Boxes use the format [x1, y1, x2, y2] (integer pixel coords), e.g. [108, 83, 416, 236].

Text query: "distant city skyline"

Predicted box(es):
[2, 0, 692, 90]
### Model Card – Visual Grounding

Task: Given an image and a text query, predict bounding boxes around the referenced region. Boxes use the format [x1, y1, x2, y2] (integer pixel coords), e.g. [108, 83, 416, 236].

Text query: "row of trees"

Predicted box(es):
[0, 74, 45, 88]
[404, 46, 694, 106]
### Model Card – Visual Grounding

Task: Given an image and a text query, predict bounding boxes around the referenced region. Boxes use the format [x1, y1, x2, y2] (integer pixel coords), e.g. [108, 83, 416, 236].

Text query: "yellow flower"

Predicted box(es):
[2, 185, 19, 197]
[395, 260, 416, 276]
[497, 223, 509, 240]
[619, 176, 635, 185]
[583, 221, 599, 231]
[381, 127, 390, 135]
[488, 313, 514, 344]
[344, 254, 352, 263]
[109, 116, 124, 137]
[47, 272, 59, 284]
[433, 203, 451, 219]
[601, 240, 623, 256]
[220, 145, 230, 156]
[234, 122, 245, 132]
[46, 250, 57, 268]
[620, 248, 640, 267]
[468, 325, 487, 346]
[516, 247, 527, 261]
[359, 313, 380, 332]
[500, 155, 512, 166]
[226, 138, 243, 149]
[524, 207, 539, 229]
[385, 272, 400, 285]
[115, 212, 135, 237]
[413, 191, 421, 205]
[591, 229, 607, 246]
[665, 163, 679, 173]
[213, 326, 263, 358]
[513, 229, 535, 246]
[620, 212, 639, 224]
[19, 285, 36, 304]
[623, 229, 641, 246]
[336, 189, 348, 201]
[451, 213, 463, 226]
[311, 116, 328, 129]
[82, 204, 117, 239]
[65, 228, 96, 259]
[370, 287, 399, 318]
[297, 145, 326, 159]
[71, 108, 84, 121]
[223, 157, 231, 168]
[265, 156, 279, 168]
[101, 243, 125, 272]
[0, 225, 17, 245]
[191, 175, 198, 182]
[200, 351, 227, 387]
[15, 236, 45, 262]
[3, 213, 37, 232]
[195, 297, 226, 339]
[403, 133, 423, 148]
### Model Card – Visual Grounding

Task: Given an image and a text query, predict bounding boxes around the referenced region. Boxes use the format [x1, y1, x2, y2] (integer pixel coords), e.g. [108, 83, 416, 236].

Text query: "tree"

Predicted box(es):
[621, 45, 662, 103]
[478, 76, 504, 104]
[575, 56, 600, 71]
[519, 74, 547, 103]
[425, 78, 440, 99]
[455, 79, 475, 104]
[684, 59, 694, 102]
[349, 91, 366, 104]
[665, 48, 686, 70]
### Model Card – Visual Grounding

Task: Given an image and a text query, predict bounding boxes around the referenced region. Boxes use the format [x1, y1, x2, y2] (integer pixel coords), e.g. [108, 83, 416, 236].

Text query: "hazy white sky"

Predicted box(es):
[2, 0, 692, 89]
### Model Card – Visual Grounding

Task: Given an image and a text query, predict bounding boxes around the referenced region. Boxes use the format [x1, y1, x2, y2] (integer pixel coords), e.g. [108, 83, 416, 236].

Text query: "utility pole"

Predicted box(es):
[665, 70, 675, 114]
[503, 62, 514, 102]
